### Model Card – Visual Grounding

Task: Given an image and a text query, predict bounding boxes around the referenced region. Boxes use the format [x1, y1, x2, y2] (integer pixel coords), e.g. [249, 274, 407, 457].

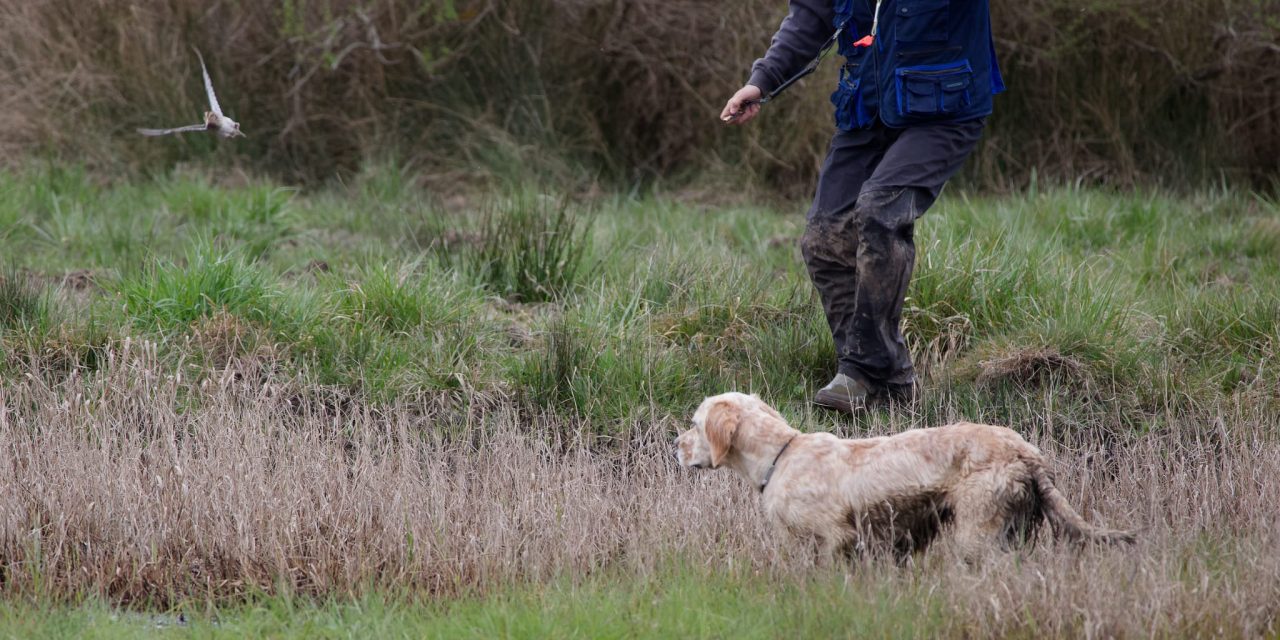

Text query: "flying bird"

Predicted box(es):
[138, 47, 245, 139]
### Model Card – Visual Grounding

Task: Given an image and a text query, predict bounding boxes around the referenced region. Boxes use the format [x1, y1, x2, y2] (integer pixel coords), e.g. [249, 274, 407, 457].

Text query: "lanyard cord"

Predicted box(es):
[751, 27, 843, 107]
[731, 0, 883, 117]
[851, 0, 884, 48]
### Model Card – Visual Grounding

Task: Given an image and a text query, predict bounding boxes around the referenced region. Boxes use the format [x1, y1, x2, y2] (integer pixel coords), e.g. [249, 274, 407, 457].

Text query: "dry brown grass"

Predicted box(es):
[0, 339, 774, 603]
[974, 345, 1087, 387]
[2, 339, 1279, 635]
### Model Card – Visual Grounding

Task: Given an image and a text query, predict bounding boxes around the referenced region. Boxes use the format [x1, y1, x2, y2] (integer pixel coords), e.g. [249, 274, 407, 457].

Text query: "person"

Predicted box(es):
[721, 0, 1004, 414]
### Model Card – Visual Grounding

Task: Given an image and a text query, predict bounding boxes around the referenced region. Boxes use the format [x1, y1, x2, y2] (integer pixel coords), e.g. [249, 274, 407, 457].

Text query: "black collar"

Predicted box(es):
[758, 436, 797, 494]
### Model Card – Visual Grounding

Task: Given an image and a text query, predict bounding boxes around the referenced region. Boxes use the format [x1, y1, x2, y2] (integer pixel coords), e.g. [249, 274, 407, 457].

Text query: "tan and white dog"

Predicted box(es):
[674, 392, 1134, 562]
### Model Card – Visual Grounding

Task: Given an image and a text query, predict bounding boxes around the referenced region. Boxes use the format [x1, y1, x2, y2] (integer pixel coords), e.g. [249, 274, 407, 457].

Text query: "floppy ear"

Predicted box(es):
[705, 399, 741, 468]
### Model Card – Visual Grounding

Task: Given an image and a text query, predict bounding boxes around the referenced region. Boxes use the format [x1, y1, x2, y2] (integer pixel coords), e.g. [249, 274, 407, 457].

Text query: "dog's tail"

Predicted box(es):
[1032, 465, 1135, 546]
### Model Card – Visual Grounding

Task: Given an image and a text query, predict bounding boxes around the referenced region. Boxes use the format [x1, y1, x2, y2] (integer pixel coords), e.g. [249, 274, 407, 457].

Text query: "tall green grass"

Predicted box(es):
[0, 266, 49, 332]
[3, 166, 1278, 429]
[115, 241, 278, 331]
[462, 197, 593, 303]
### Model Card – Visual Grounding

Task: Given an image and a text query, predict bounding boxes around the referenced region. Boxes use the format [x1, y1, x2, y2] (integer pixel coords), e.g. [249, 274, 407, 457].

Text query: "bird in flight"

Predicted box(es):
[138, 47, 245, 138]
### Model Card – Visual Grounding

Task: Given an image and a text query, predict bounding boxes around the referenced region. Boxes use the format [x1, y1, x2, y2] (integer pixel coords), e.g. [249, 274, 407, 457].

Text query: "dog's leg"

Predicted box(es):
[950, 478, 1008, 564]
[813, 529, 860, 569]
[952, 518, 1000, 564]
[816, 536, 843, 568]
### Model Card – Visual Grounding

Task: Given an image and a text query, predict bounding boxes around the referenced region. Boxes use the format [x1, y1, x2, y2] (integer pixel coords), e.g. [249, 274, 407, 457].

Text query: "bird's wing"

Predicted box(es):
[137, 123, 210, 136]
[192, 46, 223, 117]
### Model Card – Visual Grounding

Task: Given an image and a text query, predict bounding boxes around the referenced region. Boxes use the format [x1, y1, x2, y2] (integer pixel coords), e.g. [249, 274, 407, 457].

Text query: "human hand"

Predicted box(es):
[720, 85, 764, 125]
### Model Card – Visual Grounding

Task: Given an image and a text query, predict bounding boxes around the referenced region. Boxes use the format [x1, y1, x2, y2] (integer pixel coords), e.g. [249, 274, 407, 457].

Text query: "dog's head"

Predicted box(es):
[674, 392, 786, 470]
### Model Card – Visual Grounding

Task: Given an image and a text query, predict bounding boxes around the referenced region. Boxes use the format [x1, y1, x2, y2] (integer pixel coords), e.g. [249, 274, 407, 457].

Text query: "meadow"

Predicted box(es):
[1, 165, 1278, 636]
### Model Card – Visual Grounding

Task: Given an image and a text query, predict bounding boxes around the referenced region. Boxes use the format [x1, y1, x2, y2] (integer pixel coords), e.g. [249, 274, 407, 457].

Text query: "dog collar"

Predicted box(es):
[758, 436, 797, 494]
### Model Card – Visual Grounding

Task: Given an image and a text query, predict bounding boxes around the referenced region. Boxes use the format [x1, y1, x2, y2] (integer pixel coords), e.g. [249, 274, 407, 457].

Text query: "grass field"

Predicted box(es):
[1, 165, 1279, 637]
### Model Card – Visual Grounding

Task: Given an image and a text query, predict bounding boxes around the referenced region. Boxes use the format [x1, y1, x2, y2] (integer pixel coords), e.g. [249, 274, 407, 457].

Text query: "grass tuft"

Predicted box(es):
[463, 196, 593, 303]
[331, 262, 475, 334]
[114, 240, 277, 332]
[0, 266, 49, 332]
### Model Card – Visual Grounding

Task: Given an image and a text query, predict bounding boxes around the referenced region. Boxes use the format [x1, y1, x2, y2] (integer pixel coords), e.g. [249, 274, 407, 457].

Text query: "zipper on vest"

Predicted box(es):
[870, 0, 882, 122]
[899, 63, 970, 77]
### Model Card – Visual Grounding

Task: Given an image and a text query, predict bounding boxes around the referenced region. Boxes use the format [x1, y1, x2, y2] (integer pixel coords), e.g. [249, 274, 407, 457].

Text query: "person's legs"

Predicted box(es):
[835, 118, 986, 400]
[800, 126, 894, 406]
[839, 187, 926, 391]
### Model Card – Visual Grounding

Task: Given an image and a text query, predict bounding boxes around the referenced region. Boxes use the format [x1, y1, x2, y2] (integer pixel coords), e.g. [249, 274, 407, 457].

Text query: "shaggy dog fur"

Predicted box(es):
[674, 392, 1134, 563]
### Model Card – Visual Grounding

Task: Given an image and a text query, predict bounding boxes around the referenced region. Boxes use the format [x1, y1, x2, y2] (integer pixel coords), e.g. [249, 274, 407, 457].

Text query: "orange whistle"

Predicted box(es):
[852, 35, 875, 47]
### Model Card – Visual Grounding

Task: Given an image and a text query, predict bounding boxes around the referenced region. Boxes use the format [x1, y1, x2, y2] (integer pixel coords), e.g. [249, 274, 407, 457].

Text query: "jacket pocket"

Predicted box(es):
[895, 60, 973, 116]
[894, 0, 950, 43]
[830, 67, 868, 130]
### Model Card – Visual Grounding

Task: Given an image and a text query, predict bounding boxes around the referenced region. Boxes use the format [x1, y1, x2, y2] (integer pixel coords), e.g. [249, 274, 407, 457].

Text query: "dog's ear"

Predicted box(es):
[705, 399, 741, 468]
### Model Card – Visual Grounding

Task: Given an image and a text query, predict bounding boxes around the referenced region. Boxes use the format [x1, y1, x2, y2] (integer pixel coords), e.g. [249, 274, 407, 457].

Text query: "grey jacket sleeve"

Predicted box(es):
[747, 0, 837, 95]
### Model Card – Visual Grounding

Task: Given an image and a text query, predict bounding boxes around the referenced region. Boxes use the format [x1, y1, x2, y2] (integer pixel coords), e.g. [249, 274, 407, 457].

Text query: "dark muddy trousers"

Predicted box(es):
[801, 118, 985, 392]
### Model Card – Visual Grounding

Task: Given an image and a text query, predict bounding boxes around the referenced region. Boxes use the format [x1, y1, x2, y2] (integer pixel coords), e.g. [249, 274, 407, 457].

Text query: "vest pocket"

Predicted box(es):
[830, 68, 869, 130]
[894, 0, 950, 43]
[895, 61, 972, 116]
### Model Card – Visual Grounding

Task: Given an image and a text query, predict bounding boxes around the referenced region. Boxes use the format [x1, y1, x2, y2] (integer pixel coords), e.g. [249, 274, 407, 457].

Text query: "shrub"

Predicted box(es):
[1, 0, 1275, 189]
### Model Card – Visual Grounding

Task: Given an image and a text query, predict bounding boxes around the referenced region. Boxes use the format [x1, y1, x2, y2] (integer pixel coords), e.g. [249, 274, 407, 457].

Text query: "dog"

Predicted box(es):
[674, 392, 1134, 563]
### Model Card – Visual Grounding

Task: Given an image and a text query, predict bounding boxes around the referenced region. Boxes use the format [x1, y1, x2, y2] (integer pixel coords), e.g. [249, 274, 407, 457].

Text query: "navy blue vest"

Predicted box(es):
[831, 0, 1004, 129]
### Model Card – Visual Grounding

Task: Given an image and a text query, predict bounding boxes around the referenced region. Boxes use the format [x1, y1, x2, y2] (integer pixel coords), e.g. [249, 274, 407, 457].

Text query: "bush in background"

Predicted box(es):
[1, 0, 1276, 190]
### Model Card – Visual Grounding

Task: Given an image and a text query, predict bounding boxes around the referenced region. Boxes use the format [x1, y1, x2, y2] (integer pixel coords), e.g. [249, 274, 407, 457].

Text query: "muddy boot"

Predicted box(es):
[813, 372, 873, 414]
